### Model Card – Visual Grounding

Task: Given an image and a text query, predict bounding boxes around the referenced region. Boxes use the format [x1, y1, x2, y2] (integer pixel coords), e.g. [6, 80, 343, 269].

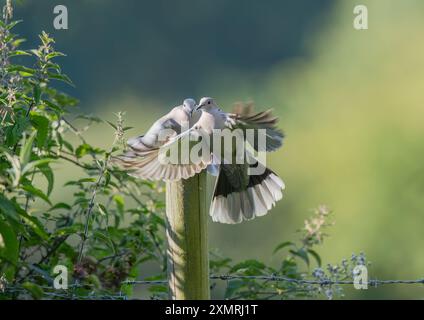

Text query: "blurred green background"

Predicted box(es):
[12, 0, 424, 298]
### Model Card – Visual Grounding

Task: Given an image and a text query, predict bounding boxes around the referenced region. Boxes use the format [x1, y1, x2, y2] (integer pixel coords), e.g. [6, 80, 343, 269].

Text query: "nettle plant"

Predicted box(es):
[0, 4, 364, 300]
[0, 6, 165, 299]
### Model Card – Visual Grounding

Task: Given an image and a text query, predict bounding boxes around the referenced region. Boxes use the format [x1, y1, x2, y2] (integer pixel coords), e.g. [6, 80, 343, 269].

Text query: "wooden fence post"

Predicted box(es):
[165, 171, 210, 300]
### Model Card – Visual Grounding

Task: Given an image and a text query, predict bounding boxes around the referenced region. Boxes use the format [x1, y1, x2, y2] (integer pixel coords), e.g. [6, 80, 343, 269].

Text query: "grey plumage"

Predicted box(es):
[112, 98, 208, 181]
[206, 100, 285, 224]
[115, 97, 285, 224]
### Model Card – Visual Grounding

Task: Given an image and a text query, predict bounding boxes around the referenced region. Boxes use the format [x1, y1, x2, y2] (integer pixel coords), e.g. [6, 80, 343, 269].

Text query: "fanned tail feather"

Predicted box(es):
[210, 165, 285, 224]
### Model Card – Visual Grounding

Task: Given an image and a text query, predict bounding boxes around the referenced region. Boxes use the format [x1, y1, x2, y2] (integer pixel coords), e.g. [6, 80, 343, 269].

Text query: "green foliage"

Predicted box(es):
[206, 206, 342, 300]
[0, 6, 166, 299]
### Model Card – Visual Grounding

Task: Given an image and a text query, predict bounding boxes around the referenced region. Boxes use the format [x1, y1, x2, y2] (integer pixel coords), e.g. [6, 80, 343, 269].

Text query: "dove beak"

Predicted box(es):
[191, 104, 202, 116]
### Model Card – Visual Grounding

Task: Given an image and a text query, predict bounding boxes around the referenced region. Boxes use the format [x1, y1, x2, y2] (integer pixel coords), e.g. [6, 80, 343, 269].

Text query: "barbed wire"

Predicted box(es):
[122, 274, 424, 287]
[3, 274, 424, 300]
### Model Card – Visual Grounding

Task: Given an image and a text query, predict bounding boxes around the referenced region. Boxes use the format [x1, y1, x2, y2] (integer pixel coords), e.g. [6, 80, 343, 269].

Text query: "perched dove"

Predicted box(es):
[113, 98, 207, 180]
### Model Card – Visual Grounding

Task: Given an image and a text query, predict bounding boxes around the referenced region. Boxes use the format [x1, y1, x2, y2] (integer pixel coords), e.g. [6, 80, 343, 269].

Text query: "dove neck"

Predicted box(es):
[183, 104, 194, 114]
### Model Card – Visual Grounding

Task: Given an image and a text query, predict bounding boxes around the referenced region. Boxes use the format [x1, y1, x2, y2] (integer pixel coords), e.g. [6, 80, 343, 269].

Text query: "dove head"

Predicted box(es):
[196, 97, 218, 111]
[182, 98, 196, 112]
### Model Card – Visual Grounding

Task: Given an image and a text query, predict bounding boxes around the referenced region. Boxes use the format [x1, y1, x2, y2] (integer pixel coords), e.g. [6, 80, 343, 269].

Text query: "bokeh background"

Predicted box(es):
[12, 0, 424, 298]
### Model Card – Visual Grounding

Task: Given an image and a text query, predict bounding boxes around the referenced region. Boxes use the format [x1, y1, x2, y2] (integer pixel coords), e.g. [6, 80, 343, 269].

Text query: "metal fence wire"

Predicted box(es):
[3, 274, 424, 300]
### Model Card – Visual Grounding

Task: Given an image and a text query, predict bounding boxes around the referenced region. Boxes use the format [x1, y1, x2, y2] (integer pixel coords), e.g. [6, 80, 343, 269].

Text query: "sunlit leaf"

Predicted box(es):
[19, 131, 37, 167]
[0, 220, 19, 266]
[22, 282, 44, 299]
[273, 241, 294, 254]
[30, 114, 49, 148]
[22, 184, 52, 205]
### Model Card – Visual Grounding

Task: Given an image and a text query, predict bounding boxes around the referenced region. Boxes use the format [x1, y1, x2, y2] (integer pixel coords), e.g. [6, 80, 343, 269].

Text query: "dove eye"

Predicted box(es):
[208, 101, 211, 105]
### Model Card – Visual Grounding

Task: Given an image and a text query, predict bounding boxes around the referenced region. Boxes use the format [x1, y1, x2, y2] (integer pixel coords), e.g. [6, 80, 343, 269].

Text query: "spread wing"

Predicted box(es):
[229, 102, 284, 152]
[113, 125, 211, 181]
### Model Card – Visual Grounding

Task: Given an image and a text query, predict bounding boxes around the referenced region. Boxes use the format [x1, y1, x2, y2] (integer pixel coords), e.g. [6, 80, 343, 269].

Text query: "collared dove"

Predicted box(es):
[115, 96, 285, 224]
[113, 98, 207, 180]
[190, 97, 285, 224]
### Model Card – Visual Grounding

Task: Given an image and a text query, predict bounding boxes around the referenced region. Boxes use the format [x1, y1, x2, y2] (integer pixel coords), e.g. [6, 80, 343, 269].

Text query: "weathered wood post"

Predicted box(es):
[165, 171, 210, 299]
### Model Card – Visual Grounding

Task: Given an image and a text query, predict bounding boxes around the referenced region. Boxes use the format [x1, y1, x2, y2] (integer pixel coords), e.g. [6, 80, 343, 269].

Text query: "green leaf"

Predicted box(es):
[273, 241, 294, 254]
[106, 121, 117, 130]
[45, 52, 66, 60]
[44, 100, 64, 114]
[113, 194, 125, 215]
[9, 50, 31, 57]
[75, 143, 91, 158]
[22, 282, 44, 299]
[33, 84, 41, 105]
[97, 203, 107, 216]
[0, 194, 19, 222]
[39, 164, 54, 196]
[19, 131, 37, 167]
[48, 202, 71, 212]
[148, 284, 168, 294]
[93, 230, 116, 253]
[22, 158, 56, 175]
[53, 224, 83, 237]
[47, 72, 74, 86]
[307, 249, 322, 267]
[5, 20, 22, 30]
[0, 220, 19, 266]
[7, 64, 36, 76]
[11, 38, 26, 48]
[22, 184, 52, 205]
[64, 177, 96, 186]
[5, 117, 30, 147]
[230, 259, 266, 274]
[289, 248, 310, 266]
[17, 210, 49, 240]
[30, 114, 49, 148]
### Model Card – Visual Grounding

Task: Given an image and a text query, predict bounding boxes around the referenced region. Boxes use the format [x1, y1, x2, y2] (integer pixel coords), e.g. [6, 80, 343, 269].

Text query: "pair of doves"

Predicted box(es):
[114, 97, 285, 224]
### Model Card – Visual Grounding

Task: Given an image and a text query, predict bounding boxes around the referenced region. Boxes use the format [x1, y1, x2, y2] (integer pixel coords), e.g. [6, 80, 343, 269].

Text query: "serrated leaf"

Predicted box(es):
[30, 114, 49, 148]
[7, 64, 35, 76]
[19, 131, 37, 166]
[45, 52, 66, 60]
[33, 85, 41, 105]
[9, 50, 31, 57]
[47, 72, 74, 86]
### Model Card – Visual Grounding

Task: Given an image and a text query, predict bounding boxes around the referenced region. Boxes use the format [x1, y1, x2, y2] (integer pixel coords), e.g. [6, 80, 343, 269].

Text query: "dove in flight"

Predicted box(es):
[115, 96, 285, 224]
[191, 97, 285, 224]
[113, 98, 208, 180]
